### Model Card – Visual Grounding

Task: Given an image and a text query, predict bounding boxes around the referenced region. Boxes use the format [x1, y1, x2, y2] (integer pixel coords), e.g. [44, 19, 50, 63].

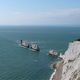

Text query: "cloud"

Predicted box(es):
[38, 8, 80, 25]
[0, 8, 80, 25]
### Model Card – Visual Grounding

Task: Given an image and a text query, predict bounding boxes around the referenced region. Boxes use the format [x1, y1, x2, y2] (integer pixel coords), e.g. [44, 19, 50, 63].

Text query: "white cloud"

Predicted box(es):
[0, 8, 80, 25]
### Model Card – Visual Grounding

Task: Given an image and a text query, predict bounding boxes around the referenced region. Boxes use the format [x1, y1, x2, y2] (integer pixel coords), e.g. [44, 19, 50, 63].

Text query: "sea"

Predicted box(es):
[0, 26, 80, 80]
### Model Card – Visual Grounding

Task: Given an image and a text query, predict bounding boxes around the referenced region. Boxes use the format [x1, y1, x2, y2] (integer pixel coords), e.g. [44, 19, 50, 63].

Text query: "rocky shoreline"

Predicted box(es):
[49, 60, 64, 80]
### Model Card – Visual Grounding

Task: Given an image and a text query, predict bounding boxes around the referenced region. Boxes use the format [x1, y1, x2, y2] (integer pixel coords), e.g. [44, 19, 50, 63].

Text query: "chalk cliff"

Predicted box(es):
[61, 41, 80, 80]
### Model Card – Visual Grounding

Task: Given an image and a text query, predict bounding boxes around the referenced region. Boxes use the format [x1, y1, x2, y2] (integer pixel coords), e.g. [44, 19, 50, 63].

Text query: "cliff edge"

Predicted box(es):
[61, 41, 80, 80]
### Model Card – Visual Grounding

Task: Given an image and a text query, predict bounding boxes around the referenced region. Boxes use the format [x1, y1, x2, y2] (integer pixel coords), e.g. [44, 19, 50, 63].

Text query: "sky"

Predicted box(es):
[0, 0, 80, 26]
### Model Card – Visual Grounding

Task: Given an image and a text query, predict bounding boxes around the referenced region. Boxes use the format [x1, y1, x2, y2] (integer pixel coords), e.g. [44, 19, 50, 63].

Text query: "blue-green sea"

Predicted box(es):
[0, 26, 80, 80]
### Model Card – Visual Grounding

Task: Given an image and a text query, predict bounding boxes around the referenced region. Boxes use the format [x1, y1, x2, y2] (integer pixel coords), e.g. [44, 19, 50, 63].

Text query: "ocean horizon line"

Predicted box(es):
[0, 25, 80, 27]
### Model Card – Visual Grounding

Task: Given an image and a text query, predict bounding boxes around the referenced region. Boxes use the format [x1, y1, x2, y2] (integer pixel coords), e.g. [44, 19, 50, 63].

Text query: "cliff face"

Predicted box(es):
[61, 41, 80, 80]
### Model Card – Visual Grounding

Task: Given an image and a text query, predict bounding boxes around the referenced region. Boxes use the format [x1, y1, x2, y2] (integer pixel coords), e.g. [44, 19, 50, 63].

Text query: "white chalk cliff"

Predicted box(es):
[61, 41, 80, 80]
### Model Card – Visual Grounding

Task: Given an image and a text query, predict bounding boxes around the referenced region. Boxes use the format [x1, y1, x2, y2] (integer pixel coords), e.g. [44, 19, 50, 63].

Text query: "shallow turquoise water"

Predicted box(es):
[0, 26, 80, 80]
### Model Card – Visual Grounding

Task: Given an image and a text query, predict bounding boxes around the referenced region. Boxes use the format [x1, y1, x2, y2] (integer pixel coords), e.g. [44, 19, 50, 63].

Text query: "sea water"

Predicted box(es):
[0, 26, 80, 80]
